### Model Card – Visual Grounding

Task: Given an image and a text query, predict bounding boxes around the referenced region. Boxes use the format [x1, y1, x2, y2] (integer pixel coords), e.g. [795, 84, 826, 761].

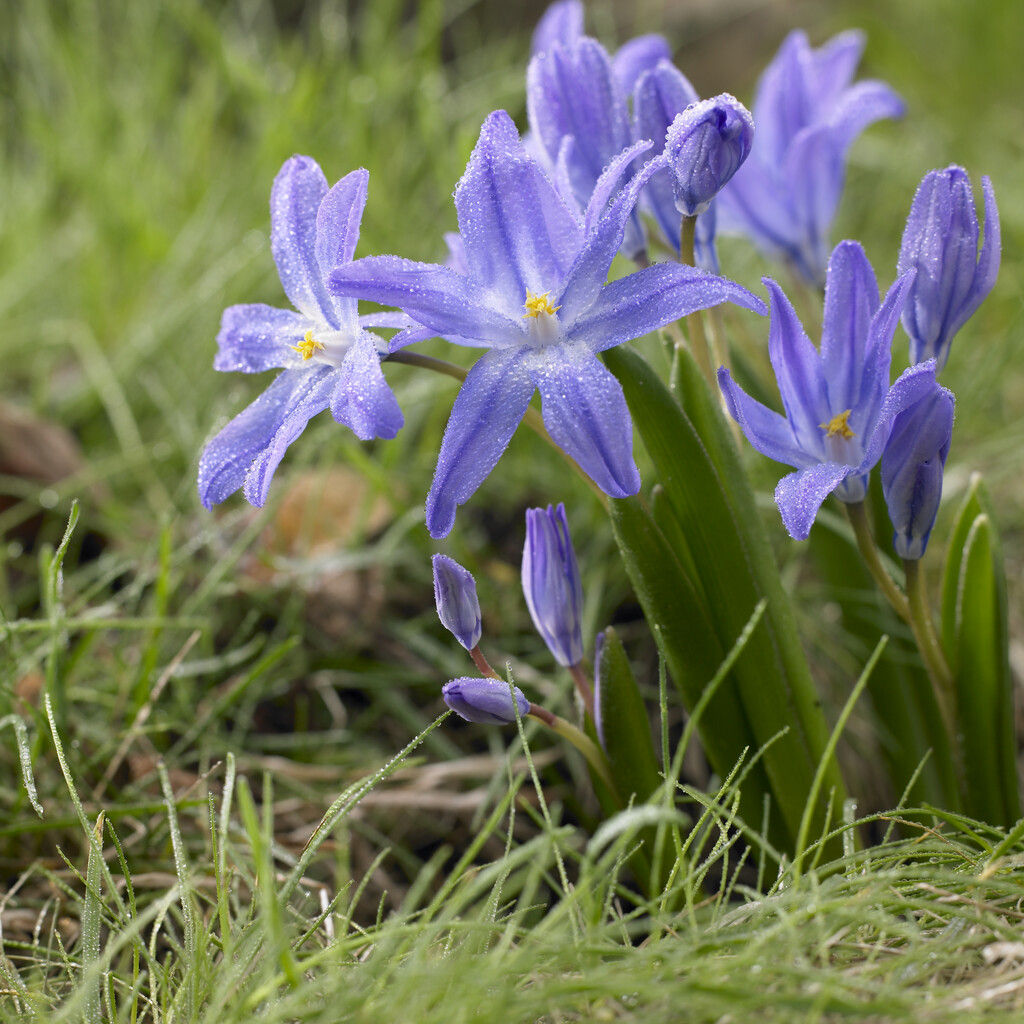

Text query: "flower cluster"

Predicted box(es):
[199, 4, 1000, 577]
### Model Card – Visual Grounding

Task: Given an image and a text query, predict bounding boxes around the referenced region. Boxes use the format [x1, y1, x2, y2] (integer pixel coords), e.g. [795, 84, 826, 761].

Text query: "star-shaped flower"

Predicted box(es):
[198, 158, 405, 509]
[718, 240, 938, 539]
[717, 30, 905, 286]
[329, 111, 764, 537]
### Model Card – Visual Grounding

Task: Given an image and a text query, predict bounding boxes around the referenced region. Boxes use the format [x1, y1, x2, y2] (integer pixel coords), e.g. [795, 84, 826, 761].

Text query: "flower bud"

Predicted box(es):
[897, 166, 1000, 372]
[432, 554, 482, 650]
[522, 503, 584, 667]
[664, 95, 754, 217]
[881, 375, 954, 560]
[442, 677, 530, 725]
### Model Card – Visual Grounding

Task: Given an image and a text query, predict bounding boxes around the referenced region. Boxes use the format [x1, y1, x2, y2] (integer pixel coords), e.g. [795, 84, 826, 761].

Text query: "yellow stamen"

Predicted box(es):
[522, 290, 561, 319]
[820, 409, 856, 440]
[291, 329, 324, 361]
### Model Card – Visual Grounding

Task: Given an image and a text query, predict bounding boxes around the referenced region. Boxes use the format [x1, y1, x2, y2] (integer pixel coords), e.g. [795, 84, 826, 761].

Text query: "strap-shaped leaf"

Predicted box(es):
[604, 344, 845, 851]
[940, 474, 1017, 824]
[595, 627, 661, 805]
[951, 514, 1018, 825]
[609, 496, 783, 848]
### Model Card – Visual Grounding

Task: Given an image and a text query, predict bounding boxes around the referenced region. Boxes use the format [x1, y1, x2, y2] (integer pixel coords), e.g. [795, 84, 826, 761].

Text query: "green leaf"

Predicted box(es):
[595, 627, 662, 806]
[604, 344, 845, 853]
[940, 473, 1017, 825]
[952, 514, 1019, 825]
[608, 497, 778, 837]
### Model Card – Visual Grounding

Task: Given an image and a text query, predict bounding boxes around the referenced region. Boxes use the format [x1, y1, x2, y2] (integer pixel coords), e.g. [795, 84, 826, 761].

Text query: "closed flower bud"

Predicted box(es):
[664, 95, 754, 217]
[442, 677, 530, 725]
[522, 503, 584, 667]
[897, 166, 1000, 372]
[881, 376, 954, 560]
[432, 554, 482, 651]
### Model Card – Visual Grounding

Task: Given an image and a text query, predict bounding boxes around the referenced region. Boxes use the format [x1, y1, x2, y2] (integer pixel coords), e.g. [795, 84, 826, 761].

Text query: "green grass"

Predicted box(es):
[1, 0, 1023, 1020]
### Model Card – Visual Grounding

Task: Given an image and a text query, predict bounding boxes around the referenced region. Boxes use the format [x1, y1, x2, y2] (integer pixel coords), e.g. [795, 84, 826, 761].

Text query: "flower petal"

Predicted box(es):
[764, 278, 829, 453]
[198, 367, 334, 509]
[881, 380, 954, 559]
[426, 347, 537, 538]
[527, 38, 632, 193]
[826, 80, 906, 152]
[313, 167, 369, 332]
[455, 110, 581, 312]
[567, 261, 765, 352]
[819, 241, 879, 415]
[330, 329, 404, 440]
[557, 154, 667, 322]
[718, 367, 812, 469]
[530, 0, 584, 57]
[330, 255, 519, 344]
[612, 34, 673, 96]
[213, 304, 312, 373]
[859, 360, 939, 472]
[528, 342, 640, 497]
[775, 461, 852, 540]
[270, 156, 334, 320]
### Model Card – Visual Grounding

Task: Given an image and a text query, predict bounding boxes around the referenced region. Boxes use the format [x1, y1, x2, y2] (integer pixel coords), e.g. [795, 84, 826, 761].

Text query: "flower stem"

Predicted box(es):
[903, 558, 961, 767]
[677, 216, 716, 391]
[387, 349, 606, 506]
[568, 663, 595, 720]
[470, 645, 500, 679]
[528, 704, 616, 793]
[845, 501, 911, 624]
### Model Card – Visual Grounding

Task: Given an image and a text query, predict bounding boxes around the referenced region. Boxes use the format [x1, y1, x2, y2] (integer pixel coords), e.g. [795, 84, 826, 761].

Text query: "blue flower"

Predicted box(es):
[329, 111, 764, 537]
[717, 30, 904, 286]
[881, 379, 954, 560]
[526, 35, 648, 258]
[522, 503, 584, 668]
[198, 157, 404, 508]
[443, 677, 530, 725]
[432, 554, 483, 651]
[718, 240, 939, 540]
[530, 0, 671, 94]
[897, 166, 1001, 372]
[663, 94, 754, 217]
[631, 60, 719, 269]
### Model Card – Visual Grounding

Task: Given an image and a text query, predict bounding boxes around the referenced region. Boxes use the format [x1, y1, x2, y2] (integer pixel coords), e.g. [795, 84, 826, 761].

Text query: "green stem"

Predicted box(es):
[845, 502, 911, 624]
[903, 559, 960, 764]
[387, 349, 606, 505]
[568, 663, 595, 720]
[528, 705, 615, 793]
[676, 216, 716, 391]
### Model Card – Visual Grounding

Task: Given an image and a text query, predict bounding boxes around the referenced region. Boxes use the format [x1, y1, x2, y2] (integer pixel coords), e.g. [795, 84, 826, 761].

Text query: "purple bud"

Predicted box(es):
[432, 554, 482, 650]
[442, 677, 530, 725]
[881, 375, 955, 560]
[897, 167, 1000, 372]
[522, 503, 584, 668]
[664, 94, 754, 217]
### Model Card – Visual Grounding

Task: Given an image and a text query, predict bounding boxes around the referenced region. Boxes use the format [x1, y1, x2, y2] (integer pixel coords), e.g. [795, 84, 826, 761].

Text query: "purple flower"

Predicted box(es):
[632, 60, 719, 269]
[897, 166, 1000, 372]
[530, 0, 584, 56]
[522, 503, 584, 668]
[526, 35, 646, 258]
[443, 677, 530, 725]
[718, 240, 939, 540]
[329, 111, 764, 537]
[881, 379, 954, 560]
[432, 554, 482, 651]
[198, 158, 404, 508]
[663, 94, 754, 217]
[717, 30, 905, 286]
